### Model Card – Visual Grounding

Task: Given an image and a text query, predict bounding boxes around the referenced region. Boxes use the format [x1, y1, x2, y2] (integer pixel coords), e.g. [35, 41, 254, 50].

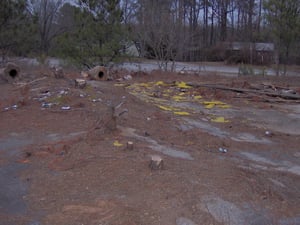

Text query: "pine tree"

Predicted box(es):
[264, 0, 300, 71]
[0, 0, 33, 59]
[57, 0, 125, 68]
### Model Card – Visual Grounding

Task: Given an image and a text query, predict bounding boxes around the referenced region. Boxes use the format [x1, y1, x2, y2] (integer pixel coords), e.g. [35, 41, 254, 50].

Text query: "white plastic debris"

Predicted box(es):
[41, 91, 51, 97]
[124, 74, 132, 80]
[42, 102, 52, 108]
[61, 106, 71, 110]
[58, 90, 68, 95]
[265, 130, 273, 137]
[11, 105, 18, 110]
[219, 147, 228, 153]
[92, 98, 102, 102]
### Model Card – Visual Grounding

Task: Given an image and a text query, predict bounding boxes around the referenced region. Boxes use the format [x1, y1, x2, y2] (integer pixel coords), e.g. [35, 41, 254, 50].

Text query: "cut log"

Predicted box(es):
[187, 83, 300, 100]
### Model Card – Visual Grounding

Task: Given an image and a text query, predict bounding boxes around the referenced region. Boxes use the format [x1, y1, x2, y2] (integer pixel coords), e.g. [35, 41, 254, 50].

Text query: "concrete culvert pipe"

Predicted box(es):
[9, 69, 18, 78]
[0, 62, 20, 83]
[87, 66, 107, 80]
[98, 70, 104, 79]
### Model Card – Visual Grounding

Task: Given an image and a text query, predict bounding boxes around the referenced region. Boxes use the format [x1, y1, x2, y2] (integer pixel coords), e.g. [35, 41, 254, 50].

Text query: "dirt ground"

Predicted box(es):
[0, 64, 300, 225]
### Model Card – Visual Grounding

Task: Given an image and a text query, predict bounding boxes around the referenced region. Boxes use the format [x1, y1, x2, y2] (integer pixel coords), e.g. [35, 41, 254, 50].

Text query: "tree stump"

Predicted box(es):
[74, 78, 87, 88]
[51, 66, 64, 78]
[149, 155, 164, 170]
[126, 141, 134, 150]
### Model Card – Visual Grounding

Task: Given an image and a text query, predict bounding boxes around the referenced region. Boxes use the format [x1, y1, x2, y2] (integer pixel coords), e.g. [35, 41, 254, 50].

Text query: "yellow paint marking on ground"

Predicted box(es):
[114, 83, 126, 87]
[203, 101, 230, 109]
[176, 81, 192, 89]
[174, 111, 190, 116]
[113, 140, 123, 147]
[157, 105, 178, 111]
[155, 81, 169, 86]
[172, 95, 186, 102]
[211, 117, 230, 123]
[193, 95, 202, 100]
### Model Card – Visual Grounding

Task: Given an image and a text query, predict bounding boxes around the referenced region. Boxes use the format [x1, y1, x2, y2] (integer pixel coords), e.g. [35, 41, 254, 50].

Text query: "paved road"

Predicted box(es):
[4, 57, 300, 77]
[117, 61, 300, 76]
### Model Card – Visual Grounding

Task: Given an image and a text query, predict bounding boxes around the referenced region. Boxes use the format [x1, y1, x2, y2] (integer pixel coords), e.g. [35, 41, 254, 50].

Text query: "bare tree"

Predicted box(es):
[30, 0, 65, 54]
[0, 0, 30, 61]
[264, 0, 300, 74]
[135, 0, 188, 70]
[121, 0, 138, 24]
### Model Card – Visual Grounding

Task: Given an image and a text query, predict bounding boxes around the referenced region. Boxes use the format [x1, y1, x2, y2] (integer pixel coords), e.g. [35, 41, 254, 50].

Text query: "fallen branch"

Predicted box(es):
[15, 77, 47, 89]
[187, 83, 300, 100]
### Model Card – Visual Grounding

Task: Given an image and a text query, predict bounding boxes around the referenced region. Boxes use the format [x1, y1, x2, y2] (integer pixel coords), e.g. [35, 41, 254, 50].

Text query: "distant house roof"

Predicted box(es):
[224, 42, 274, 52]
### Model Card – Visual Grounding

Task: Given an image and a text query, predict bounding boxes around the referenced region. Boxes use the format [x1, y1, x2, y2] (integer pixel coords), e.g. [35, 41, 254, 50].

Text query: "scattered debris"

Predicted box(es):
[123, 74, 132, 81]
[187, 82, 300, 100]
[58, 90, 68, 96]
[3, 104, 18, 111]
[92, 98, 102, 103]
[149, 155, 164, 170]
[265, 130, 273, 137]
[61, 106, 71, 110]
[218, 147, 228, 153]
[42, 102, 53, 108]
[41, 90, 51, 97]
[11, 104, 18, 110]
